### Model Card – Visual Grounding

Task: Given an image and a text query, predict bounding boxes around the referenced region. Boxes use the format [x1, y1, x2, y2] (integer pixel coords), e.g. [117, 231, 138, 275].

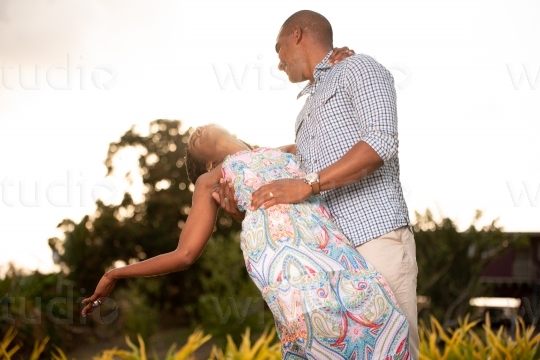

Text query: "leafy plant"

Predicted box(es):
[5, 315, 540, 360]
[419, 314, 540, 359]
[115, 278, 160, 344]
[51, 345, 71, 360]
[91, 328, 211, 360]
[163, 329, 212, 360]
[1, 326, 21, 359]
[0, 326, 67, 360]
[209, 327, 281, 360]
[194, 234, 273, 340]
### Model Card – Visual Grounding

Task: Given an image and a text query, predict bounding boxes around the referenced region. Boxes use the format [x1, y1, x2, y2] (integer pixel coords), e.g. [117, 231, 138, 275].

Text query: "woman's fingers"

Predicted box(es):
[224, 182, 235, 212]
[81, 297, 96, 316]
[211, 179, 226, 205]
[218, 179, 233, 211]
[333, 47, 353, 63]
[81, 273, 118, 316]
[332, 46, 349, 56]
[214, 178, 245, 222]
[217, 179, 229, 208]
[82, 297, 108, 316]
[328, 46, 355, 65]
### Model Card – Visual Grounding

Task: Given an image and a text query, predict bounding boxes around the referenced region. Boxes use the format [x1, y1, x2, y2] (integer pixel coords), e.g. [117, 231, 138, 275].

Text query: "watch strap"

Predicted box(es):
[311, 180, 320, 195]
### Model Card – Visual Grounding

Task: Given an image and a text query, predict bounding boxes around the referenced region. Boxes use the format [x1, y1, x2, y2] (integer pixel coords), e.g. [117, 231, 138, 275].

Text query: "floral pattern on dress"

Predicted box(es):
[222, 148, 409, 360]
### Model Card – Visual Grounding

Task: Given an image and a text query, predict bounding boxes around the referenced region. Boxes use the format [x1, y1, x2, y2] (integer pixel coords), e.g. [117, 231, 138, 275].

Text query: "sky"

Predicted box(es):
[0, 0, 539, 276]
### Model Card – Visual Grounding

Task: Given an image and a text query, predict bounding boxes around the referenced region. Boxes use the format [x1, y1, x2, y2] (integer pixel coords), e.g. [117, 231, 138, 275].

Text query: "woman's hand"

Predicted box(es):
[328, 46, 356, 65]
[81, 271, 117, 317]
[212, 178, 245, 223]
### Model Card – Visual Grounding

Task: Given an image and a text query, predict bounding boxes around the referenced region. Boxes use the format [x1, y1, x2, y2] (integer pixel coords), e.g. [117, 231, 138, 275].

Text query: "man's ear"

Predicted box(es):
[293, 26, 303, 45]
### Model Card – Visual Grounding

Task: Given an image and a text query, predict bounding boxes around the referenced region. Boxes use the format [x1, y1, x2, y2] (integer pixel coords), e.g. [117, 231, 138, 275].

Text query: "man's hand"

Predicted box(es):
[328, 46, 355, 65]
[249, 179, 313, 210]
[212, 178, 245, 223]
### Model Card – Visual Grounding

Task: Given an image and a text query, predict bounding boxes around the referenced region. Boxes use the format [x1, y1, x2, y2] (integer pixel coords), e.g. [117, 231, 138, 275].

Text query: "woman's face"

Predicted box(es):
[188, 123, 231, 166]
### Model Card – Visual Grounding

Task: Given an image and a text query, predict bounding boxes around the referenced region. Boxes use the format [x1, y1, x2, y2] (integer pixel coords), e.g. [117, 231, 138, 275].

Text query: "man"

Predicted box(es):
[216, 10, 419, 359]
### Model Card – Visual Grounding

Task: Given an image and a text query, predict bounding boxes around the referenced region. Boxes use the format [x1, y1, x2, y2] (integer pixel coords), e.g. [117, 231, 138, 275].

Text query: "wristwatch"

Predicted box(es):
[304, 172, 320, 195]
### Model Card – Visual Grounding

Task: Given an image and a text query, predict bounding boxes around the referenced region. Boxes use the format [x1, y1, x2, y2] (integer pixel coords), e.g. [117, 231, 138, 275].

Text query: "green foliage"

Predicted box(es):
[419, 314, 540, 359]
[0, 325, 68, 360]
[90, 327, 280, 360]
[49, 119, 242, 322]
[160, 328, 212, 360]
[209, 327, 281, 360]
[414, 210, 528, 326]
[7, 317, 539, 360]
[0, 266, 84, 356]
[193, 234, 273, 340]
[115, 279, 160, 343]
[90, 329, 212, 360]
[1, 326, 21, 359]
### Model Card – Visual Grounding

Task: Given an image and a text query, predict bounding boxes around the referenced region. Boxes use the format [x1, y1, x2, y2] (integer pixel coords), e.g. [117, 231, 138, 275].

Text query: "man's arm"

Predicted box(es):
[318, 57, 397, 190]
[318, 141, 382, 191]
[214, 48, 360, 216]
[211, 143, 296, 222]
[249, 142, 383, 210]
[250, 56, 397, 209]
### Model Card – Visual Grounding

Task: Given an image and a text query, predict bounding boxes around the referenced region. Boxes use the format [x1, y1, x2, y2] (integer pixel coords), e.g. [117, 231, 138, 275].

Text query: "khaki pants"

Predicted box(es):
[356, 226, 419, 360]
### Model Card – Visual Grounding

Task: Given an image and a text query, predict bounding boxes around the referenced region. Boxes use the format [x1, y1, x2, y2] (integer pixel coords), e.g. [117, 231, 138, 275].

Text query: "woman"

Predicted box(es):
[82, 124, 409, 359]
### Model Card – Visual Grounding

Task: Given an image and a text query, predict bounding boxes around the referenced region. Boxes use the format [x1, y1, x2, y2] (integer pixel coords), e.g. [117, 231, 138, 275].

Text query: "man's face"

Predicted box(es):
[275, 27, 306, 83]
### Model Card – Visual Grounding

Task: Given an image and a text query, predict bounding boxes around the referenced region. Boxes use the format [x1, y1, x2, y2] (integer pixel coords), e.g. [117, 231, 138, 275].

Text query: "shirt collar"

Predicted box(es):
[297, 50, 333, 99]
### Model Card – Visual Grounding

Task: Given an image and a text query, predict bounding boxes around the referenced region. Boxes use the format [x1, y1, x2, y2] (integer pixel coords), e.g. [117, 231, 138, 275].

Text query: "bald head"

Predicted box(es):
[280, 10, 333, 49]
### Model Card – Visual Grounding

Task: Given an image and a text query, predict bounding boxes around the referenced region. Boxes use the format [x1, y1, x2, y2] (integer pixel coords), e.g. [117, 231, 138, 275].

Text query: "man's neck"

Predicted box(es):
[305, 47, 333, 83]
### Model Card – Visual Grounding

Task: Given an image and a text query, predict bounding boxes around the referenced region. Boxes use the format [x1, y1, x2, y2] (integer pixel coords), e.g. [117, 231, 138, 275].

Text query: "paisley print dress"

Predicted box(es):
[222, 148, 409, 360]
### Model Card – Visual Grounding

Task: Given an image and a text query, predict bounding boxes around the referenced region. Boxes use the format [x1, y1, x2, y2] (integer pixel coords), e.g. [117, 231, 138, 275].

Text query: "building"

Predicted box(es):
[480, 233, 540, 324]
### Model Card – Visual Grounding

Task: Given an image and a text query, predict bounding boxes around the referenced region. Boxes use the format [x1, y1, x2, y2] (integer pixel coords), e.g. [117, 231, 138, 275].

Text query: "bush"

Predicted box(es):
[209, 327, 281, 360]
[191, 234, 274, 341]
[4, 314, 539, 359]
[420, 314, 540, 359]
[87, 316, 540, 360]
[114, 278, 160, 343]
[0, 265, 85, 356]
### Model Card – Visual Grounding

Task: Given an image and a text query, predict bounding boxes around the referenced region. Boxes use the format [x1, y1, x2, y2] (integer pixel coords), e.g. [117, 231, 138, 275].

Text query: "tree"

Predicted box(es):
[49, 119, 242, 323]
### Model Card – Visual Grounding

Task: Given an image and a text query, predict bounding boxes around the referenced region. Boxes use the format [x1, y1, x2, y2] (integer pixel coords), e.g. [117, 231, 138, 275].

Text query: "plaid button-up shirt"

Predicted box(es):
[295, 51, 410, 246]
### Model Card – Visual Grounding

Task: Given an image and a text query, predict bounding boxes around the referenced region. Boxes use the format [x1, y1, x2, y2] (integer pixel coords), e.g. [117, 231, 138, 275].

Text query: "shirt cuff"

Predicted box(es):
[362, 131, 398, 163]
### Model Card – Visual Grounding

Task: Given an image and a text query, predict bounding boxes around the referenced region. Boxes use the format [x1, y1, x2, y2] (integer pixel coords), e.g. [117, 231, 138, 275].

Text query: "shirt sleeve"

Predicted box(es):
[344, 55, 399, 163]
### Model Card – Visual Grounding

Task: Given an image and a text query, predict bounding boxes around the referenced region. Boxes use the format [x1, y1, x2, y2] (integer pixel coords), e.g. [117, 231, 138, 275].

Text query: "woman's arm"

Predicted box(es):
[213, 144, 296, 220]
[81, 168, 222, 316]
[277, 144, 296, 155]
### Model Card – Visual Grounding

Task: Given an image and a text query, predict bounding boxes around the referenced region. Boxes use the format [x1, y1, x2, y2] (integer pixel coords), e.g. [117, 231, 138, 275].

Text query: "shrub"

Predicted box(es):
[191, 234, 274, 340]
[114, 278, 160, 344]
[419, 314, 540, 359]
[4, 314, 539, 359]
[209, 327, 281, 360]
[0, 266, 84, 355]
